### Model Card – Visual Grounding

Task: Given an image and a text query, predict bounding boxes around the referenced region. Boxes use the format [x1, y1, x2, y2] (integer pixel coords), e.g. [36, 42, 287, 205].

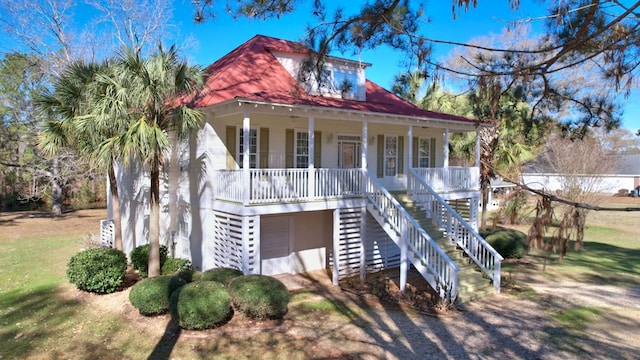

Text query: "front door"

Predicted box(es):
[338, 135, 361, 168]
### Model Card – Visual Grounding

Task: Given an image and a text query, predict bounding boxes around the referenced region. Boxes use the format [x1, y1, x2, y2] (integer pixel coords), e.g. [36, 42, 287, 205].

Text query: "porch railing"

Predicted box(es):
[408, 169, 503, 292]
[412, 166, 480, 192]
[213, 168, 363, 204]
[363, 171, 459, 302]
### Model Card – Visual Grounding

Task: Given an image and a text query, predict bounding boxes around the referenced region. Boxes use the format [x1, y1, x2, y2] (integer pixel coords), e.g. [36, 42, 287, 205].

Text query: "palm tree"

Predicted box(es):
[93, 45, 204, 277]
[38, 60, 127, 251]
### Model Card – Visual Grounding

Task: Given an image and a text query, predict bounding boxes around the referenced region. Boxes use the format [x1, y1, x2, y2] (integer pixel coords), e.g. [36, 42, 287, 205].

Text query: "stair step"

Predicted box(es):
[372, 190, 495, 304]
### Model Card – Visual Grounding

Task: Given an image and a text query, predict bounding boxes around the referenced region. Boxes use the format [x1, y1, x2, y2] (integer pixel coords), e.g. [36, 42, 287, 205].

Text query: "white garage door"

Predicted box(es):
[260, 216, 291, 275]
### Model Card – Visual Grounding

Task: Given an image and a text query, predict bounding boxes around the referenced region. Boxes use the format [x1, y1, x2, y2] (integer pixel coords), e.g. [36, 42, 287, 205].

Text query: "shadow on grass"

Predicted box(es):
[0, 283, 80, 358]
[0, 209, 96, 227]
[526, 239, 640, 286]
[147, 320, 181, 360]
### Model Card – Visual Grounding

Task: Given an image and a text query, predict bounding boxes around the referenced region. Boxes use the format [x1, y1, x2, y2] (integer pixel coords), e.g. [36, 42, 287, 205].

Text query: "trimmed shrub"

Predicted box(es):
[169, 281, 232, 330]
[481, 227, 529, 259]
[67, 248, 127, 294]
[162, 258, 194, 282]
[229, 275, 289, 320]
[129, 275, 187, 315]
[200, 267, 243, 286]
[130, 244, 168, 277]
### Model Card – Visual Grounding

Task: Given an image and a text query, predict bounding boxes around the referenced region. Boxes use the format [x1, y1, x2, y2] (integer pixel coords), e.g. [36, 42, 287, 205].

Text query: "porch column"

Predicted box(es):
[444, 128, 450, 168]
[242, 111, 250, 205]
[475, 129, 481, 167]
[361, 121, 368, 170]
[408, 126, 413, 171]
[308, 116, 315, 198]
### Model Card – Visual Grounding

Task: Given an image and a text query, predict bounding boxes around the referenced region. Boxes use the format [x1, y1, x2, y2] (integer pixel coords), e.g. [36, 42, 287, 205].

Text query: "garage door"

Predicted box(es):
[260, 216, 291, 275]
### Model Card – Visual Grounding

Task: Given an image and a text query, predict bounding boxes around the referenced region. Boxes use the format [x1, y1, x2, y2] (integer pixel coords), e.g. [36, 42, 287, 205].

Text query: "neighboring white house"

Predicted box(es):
[522, 153, 640, 194]
[106, 35, 502, 303]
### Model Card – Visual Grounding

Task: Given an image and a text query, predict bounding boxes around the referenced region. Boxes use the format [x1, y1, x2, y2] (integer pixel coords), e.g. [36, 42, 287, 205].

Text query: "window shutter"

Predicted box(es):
[314, 131, 322, 167]
[412, 136, 418, 168]
[260, 128, 269, 168]
[430, 137, 436, 167]
[377, 134, 384, 178]
[285, 129, 294, 168]
[398, 136, 404, 178]
[226, 126, 236, 169]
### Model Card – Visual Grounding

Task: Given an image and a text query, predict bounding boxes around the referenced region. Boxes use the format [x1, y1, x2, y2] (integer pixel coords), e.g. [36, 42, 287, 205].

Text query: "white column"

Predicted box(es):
[475, 129, 481, 167]
[359, 206, 367, 281]
[408, 126, 413, 171]
[332, 209, 340, 285]
[308, 116, 315, 198]
[242, 111, 250, 205]
[361, 121, 368, 170]
[444, 128, 450, 168]
[399, 218, 407, 292]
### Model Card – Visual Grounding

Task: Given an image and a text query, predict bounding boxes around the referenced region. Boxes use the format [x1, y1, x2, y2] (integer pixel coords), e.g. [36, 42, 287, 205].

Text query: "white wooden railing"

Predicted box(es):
[213, 168, 363, 204]
[408, 169, 503, 292]
[363, 171, 459, 302]
[413, 166, 480, 192]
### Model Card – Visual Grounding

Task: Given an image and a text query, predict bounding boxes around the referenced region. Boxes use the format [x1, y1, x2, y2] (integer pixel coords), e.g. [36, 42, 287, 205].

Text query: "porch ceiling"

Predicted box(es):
[208, 99, 492, 132]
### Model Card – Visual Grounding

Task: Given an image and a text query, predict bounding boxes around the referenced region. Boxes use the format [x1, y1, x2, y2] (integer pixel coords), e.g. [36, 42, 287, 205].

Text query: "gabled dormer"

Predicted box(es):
[271, 50, 370, 101]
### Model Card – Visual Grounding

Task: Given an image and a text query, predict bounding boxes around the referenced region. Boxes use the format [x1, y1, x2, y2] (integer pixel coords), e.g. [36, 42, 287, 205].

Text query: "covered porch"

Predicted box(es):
[213, 166, 480, 205]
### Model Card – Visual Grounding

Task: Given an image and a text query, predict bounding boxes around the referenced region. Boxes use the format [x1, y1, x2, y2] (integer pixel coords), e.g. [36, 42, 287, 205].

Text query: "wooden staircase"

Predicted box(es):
[390, 192, 496, 303]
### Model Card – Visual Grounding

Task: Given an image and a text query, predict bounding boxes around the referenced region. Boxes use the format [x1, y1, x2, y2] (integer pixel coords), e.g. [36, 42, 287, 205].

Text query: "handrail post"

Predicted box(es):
[399, 218, 407, 292]
[494, 260, 501, 293]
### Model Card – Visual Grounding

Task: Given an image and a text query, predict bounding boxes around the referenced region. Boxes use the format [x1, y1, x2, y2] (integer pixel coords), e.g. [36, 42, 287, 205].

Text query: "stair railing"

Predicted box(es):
[362, 170, 459, 302]
[408, 169, 503, 292]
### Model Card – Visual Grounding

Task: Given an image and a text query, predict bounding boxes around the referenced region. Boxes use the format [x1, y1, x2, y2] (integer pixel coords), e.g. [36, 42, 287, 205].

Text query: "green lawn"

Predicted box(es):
[1, 207, 639, 359]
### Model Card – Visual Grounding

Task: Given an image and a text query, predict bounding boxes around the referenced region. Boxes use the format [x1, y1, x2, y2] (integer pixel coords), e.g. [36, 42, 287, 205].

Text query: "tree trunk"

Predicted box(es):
[108, 163, 123, 251]
[480, 183, 489, 231]
[478, 126, 500, 231]
[147, 157, 161, 277]
[51, 157, 62, 216]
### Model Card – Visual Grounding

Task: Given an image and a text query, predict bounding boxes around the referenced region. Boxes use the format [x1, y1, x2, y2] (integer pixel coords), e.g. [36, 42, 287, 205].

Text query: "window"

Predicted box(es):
[418, 138, 431, 168]
[333, 71, 358, 98]
[295, 131, 309, 168]
[384, 136, 397, 176]
[238, 128, 258, 168]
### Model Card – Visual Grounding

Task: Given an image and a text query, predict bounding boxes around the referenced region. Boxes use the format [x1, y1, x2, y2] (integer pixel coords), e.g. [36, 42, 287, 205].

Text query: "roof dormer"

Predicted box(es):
[271, 50, 370, 101]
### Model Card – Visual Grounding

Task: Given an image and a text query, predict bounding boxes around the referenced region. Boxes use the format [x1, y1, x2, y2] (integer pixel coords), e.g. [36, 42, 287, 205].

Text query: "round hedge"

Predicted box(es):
[200, 267, 243, 286]
[130, 244, 168, 277]
[229, 275, 289, 320]
[481, 227, 529, 259]
[67, 248, 127, 294]
[169, 281, 232, 330]
[162, 258, 194, 282]
[129, 275, 187, 316]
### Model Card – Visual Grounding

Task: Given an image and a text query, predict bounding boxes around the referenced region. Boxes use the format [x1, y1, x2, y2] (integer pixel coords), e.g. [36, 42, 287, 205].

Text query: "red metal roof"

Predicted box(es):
[195, 34, 478, 124]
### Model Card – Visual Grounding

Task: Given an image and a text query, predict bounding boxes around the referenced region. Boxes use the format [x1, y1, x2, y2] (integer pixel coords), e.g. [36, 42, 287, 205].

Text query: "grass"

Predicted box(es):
[552, 306, 604, 331]
[2, 206, 640, 358]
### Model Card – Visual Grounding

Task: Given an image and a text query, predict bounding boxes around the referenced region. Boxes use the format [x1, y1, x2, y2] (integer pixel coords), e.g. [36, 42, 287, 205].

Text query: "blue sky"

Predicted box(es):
[174, 2, 639, 132]
[1, 1, 637, 131]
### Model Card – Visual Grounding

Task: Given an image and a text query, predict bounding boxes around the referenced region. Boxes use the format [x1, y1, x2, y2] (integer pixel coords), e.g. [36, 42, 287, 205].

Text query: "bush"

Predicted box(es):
[162, 258, 194, 282]
[130, 244, 168, 277]
[481, 227, 529, 259]
[169, 281, 232, 330]
[129, 275, 187, 315]
[229, 275, 289, 320]
[67, 248, 127, 294]
[200, 267, 243, 286]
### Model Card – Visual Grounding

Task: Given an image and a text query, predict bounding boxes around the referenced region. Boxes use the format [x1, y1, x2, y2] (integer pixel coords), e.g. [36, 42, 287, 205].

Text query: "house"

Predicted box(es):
[523, 153, 640, 195]
[105, 35, 502, 303]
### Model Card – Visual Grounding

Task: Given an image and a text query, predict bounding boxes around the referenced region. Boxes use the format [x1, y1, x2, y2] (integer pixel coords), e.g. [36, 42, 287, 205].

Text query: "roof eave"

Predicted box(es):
[207, 98, 491, 130]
